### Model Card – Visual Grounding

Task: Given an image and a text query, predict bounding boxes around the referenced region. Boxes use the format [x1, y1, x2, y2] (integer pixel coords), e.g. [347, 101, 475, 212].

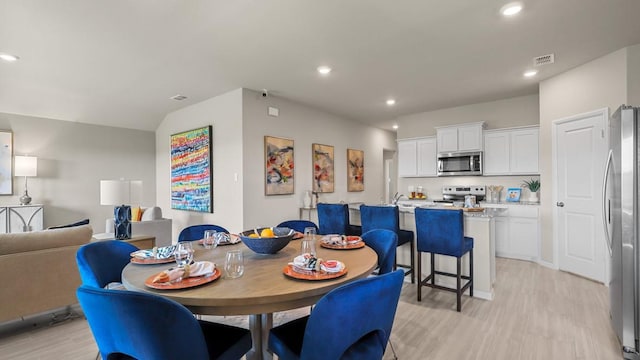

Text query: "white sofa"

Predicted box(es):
[105, 207, 172, 247]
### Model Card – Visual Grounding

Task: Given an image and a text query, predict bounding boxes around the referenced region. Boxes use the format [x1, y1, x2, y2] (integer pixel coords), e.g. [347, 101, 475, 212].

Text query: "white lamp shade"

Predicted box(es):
[100, 179, 143, 205]
[15, 156, 37, 177]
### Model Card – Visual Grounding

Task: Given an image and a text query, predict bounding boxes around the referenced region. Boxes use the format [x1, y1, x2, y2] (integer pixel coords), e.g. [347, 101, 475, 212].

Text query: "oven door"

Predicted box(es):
[437, 152, 482, 176]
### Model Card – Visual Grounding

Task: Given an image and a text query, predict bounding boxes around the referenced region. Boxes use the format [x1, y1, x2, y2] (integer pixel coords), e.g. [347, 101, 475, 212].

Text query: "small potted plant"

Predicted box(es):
[521, 179, 540, 203]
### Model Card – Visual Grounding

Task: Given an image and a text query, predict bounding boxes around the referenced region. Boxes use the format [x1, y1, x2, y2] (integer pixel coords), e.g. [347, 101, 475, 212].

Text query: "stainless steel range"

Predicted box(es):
[433, 185, 486, 204]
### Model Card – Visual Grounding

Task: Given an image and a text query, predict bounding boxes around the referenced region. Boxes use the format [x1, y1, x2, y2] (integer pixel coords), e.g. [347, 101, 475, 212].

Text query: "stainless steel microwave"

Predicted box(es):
[437, 151, 483, 176]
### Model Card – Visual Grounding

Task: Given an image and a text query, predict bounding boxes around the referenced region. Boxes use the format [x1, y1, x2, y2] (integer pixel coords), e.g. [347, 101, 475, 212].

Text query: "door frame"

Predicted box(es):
[551, 107, 609, 284]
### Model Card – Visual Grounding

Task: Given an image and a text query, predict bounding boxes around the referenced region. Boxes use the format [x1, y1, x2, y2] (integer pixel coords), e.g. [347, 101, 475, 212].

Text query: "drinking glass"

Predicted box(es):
[224, 250, 244, 279]
[174, 242, 194, 267]
[203, 230, 217, 249]
[301, 238, 317, 257]
[303, 226, 316, 239]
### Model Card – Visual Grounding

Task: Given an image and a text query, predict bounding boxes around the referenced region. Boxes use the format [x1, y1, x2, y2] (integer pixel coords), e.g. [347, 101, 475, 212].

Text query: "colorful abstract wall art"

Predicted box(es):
[170, 126, 213, 212]
[265, 136, 294, 195]
[347, 148, 364, 192]
[0, 131, 12, 195]
[312, 143, 334, 193]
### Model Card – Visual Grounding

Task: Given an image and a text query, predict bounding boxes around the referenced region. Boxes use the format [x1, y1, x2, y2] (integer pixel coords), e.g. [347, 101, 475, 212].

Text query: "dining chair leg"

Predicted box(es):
[388, 337, 399, 360]
[456, 257, 462, 312]
[417, 251, 422, 301]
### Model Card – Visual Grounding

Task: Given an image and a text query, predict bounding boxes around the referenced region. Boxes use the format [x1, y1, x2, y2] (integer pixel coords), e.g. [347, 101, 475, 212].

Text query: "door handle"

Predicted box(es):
[556, 202, 565, 207]
[601, 149, 613, 256]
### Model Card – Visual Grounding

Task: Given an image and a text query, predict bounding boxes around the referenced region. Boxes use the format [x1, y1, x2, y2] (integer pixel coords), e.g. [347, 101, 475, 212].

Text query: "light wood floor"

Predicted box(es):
[0, 258, 623, 359]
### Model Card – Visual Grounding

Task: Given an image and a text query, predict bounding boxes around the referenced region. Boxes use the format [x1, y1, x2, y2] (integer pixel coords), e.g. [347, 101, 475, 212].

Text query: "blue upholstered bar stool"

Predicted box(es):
[414, 208, 474, 312]
[268, 270, 404, 360]
[316, 203, 361, 236]
[178, 224, 229, 242]
[359, 204, 415, 283]
[77, 285, 252, 360]
[361, 229, 397, 275]
[277, 220, 318, 234]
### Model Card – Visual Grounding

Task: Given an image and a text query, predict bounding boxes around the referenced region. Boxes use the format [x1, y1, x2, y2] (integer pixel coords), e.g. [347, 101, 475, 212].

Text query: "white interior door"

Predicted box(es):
[554, 109, 607, 283]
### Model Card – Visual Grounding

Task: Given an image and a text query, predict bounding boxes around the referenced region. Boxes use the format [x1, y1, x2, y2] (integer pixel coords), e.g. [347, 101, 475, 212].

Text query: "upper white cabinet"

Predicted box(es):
[436, 122, 484, 153]
[398, 137, 437, 177]
[484, 126, 539, 175]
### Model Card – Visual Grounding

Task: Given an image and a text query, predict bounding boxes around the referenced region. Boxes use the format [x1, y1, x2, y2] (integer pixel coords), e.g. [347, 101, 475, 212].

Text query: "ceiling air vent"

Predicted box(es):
[170, 94, 187, 101]
[533, 54, 554, 67]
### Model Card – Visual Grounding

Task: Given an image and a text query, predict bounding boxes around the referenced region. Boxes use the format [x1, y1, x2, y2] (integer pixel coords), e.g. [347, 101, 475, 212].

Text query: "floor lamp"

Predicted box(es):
[14, 155, 38, 205]
[100, 179, 142, 239]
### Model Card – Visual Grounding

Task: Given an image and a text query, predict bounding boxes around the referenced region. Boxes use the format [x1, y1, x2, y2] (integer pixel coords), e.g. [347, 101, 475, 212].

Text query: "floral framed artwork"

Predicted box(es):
[265, 136, 294, 195]
[0, 131, 12, 195]
[170, 126, 213, 212]
[347, 148, 364, 192]
[312, 143, 334, 193]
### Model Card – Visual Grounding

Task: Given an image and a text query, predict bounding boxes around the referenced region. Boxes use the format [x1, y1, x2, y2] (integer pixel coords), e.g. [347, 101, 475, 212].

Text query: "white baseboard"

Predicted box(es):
[538, 259, 557, 269]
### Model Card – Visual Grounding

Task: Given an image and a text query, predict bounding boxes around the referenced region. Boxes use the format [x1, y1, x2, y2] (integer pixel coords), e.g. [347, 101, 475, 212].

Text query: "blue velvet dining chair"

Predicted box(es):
[316, 203, 361, 236]
[414, 208, 474, 312]
[77, 285, 252, 360]
[359, 204, 415, 283]
[269, 270, 403, 360]
[277, 220, 318, 234]
[268, 269, 404, 360]
[361, 229, 397, 275]
[76, 240, 138, 289]
[178, 224, 229, 242]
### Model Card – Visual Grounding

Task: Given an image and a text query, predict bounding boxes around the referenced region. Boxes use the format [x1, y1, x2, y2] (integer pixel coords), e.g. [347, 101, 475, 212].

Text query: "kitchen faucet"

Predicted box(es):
[392, 192, 407, 205]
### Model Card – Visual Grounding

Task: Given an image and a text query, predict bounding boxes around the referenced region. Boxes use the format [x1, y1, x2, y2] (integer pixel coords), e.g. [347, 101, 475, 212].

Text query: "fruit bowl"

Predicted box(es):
[239, 227, 295, 254]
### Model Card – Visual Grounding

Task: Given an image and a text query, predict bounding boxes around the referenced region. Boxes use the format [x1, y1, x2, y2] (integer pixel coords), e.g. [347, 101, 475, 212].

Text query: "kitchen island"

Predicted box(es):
[350, 204, 505, 300]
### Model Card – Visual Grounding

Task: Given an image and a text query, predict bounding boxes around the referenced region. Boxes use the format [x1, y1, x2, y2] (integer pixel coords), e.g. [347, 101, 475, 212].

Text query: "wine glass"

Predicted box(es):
[174, 242, 194, 267]
[224, 250, 244, 279]
[203, 230, 217, 249]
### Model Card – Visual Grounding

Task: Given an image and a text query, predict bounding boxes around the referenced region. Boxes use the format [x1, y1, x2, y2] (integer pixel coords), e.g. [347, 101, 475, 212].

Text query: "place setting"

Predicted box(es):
[197, 230, 241, 248]
[144, 242, 222, 290]
[283, 236, 348, 281]
[130, 244, 178, 264]
[319, 234, 365, 250]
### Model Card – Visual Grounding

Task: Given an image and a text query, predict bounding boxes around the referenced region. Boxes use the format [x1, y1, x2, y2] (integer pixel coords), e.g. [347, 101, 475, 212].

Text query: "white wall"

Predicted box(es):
[539, 47, 628, 263]
[241, 88, 397, 229]
[628, 44, 640, 106]
[0, 112, 156, 233]
[396, 94, 539, 138]
[156, 89, 244, 241]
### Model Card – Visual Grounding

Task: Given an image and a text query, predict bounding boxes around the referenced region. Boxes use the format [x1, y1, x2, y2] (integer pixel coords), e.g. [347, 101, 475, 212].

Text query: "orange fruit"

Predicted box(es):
[260, 228, 274, 238]
[248, 233, 259, 238]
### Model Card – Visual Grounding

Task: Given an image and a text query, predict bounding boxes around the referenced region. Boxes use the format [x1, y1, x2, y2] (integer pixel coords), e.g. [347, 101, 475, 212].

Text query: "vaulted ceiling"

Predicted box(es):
[1, 0, 640, 131]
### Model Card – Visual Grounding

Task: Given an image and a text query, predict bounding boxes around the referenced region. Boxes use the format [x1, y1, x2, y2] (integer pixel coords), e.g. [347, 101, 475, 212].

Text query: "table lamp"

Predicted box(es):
[100, 179, 142, 239]
[14, 155, 38, 205]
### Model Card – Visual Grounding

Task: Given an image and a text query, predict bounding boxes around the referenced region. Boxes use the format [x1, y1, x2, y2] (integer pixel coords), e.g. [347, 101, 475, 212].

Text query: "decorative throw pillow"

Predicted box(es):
[141, 206, 162, 221]
[131, 207, 143, 222]
[47, 218, 90, 230]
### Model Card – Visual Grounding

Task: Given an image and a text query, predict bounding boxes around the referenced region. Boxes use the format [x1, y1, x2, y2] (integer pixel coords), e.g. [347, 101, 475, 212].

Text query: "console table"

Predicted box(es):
[0, 205, 44, 233]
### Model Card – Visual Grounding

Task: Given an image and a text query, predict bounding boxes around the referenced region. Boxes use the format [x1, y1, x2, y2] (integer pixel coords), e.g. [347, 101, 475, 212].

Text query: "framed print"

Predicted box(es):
[0, 131, 12, 195]
[347, 148, 364, 192]
[170, 126, 213, 212]
[506, 187, 521, 202]
[265, 136, 294, 195]
[312, 143, 334, 193]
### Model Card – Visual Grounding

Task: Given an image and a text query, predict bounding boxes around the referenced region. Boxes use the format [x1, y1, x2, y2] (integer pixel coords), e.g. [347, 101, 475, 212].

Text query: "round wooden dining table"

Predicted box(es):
[121, 237, 378, 360]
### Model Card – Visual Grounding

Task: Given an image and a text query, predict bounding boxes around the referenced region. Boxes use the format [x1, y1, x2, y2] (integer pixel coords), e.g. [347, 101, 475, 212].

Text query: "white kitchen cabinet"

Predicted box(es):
[436, 122, 484, 153]
[483, 126, 539, 175]
[7, 205, 44, 233]
[398, 137, 437, 177]
[484, 203, 539, 262]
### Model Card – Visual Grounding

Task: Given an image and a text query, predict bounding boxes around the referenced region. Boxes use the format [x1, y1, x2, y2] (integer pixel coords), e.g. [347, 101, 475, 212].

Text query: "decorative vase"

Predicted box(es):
[303, 191, 312, 208]
[529, 191, 539, 203]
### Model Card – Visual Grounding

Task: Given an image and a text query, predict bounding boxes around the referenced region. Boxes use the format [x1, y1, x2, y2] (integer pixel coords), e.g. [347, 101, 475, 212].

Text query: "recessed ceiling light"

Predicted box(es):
[392, 124, 399, 130]
[386, 99, 396, 106]
[317, 66, 331, 75]
[523, 70, 538, 78]
[0, 53, 19, 62]
[500, 2, 523, 16]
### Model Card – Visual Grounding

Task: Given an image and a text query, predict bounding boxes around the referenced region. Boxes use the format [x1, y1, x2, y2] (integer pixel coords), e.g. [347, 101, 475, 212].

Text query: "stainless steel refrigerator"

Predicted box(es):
[605, 105, 640, 359]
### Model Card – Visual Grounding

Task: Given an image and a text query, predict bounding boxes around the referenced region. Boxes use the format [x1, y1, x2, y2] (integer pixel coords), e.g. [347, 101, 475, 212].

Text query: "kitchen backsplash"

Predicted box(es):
[397, 175, 541, 202]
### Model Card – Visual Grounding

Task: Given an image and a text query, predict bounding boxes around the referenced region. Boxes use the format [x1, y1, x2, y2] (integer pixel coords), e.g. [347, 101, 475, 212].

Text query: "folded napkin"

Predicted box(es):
[321, 260, 345, 273]
[292, 254, 321, 271]
[151, 261, 215, 283]
[132, 245, 177, 260]
[321, 234, 345, 245]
